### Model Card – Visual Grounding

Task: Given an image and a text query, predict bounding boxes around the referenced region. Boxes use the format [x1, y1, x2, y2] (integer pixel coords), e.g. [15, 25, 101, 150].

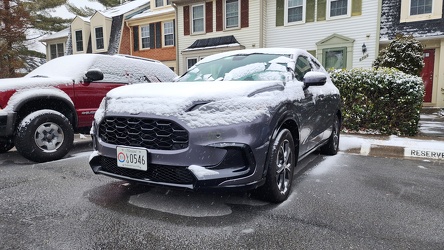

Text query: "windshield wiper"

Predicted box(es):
[30, 75, 48, 78]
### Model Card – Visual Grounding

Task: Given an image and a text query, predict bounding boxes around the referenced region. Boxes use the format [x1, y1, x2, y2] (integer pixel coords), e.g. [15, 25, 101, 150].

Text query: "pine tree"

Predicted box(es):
[0, 0, 71, 78]
[373, 34, 424, 76]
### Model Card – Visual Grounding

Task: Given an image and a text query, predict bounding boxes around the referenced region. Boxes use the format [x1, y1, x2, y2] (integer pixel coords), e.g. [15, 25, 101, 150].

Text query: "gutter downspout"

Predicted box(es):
[173, 2, 179, 74]
[126, 21, 133, 56]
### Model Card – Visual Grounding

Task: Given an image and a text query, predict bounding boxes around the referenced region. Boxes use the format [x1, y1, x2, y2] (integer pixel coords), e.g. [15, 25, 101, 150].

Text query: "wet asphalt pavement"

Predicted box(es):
[1, 143, 444, 249]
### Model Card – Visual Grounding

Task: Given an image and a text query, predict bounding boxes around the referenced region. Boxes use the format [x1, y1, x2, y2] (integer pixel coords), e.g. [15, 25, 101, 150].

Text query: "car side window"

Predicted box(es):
[295, 56, 313, 81]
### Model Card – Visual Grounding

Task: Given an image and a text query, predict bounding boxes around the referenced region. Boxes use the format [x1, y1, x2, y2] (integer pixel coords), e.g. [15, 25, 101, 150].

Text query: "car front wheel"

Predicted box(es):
[256, 128, 296, 203]
[14, 110, 74, 162]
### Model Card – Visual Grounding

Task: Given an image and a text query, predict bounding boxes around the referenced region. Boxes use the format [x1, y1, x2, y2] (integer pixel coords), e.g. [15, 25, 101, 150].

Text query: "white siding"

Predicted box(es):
[176, 0, 262, 74]
[266, 0, 380, 69]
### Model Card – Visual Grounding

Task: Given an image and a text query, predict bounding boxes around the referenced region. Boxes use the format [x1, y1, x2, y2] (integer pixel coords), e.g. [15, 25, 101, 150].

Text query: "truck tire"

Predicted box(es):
[14, 110, 74, 163]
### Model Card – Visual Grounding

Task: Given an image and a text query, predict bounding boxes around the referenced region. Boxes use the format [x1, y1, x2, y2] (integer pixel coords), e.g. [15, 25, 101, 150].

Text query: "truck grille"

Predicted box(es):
[101, 157, 195, 184]
[99, 117, 189, 150]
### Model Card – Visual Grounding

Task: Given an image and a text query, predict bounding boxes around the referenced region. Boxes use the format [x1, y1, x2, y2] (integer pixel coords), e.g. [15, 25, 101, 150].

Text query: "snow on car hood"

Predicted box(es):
[99, 80, 307, 128]
[0, 76, 73, 91]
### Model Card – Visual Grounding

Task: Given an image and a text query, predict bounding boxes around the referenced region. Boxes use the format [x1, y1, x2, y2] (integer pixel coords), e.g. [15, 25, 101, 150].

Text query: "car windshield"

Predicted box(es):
[177, 53, 293, 82]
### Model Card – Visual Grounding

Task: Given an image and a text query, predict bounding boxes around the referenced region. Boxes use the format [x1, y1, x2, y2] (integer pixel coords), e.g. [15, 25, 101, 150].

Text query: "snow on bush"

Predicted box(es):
[329, 67, 424, 136]
[373, 34, 424, 76]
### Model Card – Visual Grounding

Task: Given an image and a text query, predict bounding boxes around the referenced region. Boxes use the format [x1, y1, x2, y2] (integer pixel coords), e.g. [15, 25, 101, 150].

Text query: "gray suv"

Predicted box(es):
[89, 48, 341, 203]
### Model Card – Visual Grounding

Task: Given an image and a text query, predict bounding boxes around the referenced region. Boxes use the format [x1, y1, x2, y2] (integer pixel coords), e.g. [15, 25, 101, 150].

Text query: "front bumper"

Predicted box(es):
[89, 115, 271, 191]
[0, 110, 16, 137]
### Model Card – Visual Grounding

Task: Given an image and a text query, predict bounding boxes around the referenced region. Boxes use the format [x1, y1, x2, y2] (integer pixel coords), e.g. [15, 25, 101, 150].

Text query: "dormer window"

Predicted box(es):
[410, 0, 432, 15]
[155, 0, 171, 7]
[400, 0, 442, 22]
[95, 27, 104, 50]
[75, 30, 83, 52]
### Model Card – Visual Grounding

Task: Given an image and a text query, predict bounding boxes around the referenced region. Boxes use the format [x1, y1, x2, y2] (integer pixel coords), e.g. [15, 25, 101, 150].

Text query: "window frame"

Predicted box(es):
[191, 4, 205, 34]
[75, 30, 83, 52]
[285, 0, 306, 25]
[224, 0, 240, 29]
[187, 57, 198, 69]
[326, 0, 351, 20]
[163, 21, 174, 47]
[140, 25, 150, 49]
[400, 0, 442, 22]
[322, 47, 347, 69]
[95, 26, 104, 50]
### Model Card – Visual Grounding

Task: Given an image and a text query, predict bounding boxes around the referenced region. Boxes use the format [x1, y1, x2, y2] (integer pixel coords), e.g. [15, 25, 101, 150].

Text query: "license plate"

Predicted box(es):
[116, 146, 148, 171]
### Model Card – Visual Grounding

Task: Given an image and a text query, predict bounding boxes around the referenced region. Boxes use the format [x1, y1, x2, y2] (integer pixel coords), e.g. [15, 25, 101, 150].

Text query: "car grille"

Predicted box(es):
[99, 116, 189, 150]
[101, 157, 195, 184]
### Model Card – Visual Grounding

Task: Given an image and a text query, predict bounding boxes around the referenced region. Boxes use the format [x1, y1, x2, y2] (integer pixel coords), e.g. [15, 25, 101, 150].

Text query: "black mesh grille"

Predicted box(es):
[99, 117, 189, 150]
[101, 157, 195, 184]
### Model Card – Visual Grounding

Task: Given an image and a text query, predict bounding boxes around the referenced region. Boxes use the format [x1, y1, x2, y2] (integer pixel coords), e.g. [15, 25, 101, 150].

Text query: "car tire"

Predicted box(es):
[0, 138, 14, 153]
[320, 114, 340, 155]
[14, 110, 74, 163]
[255, 128, 296, 203]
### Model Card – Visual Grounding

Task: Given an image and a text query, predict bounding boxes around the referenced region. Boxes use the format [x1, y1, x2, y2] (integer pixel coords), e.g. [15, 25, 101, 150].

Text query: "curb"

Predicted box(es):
[73, 134, 92, 146]
[340, 134, 444, 161]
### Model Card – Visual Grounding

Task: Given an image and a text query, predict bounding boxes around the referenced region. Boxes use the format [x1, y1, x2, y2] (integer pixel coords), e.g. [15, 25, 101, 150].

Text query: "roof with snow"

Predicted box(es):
[380, 0, 444, 41]
[40, 28, 69, 42]
[99, 0, 150, 18]
[129, 6, 175, 20]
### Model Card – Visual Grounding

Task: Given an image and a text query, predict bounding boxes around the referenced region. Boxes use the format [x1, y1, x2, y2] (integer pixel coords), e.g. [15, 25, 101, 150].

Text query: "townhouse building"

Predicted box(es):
[266, 0, 380, 70]
[70, 0, 150, 55]
[172, 0, 262, 74]
[120, 0, 177, 72]
[380, 0, 444, 107]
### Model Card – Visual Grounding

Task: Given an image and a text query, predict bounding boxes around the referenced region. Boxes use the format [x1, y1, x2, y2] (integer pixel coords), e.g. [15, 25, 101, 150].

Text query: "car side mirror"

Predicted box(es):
[83, 69, 104, 86]
[303, 71, 327, 90]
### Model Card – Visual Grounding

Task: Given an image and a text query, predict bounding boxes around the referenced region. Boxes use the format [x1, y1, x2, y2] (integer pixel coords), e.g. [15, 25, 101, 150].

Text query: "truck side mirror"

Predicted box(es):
[83, 69, 104, 86]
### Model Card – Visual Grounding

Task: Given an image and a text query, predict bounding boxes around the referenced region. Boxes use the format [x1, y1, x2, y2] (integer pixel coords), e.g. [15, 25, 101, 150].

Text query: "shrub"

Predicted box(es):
[373, 34, 424, 76]
[329, 67, 424, 136]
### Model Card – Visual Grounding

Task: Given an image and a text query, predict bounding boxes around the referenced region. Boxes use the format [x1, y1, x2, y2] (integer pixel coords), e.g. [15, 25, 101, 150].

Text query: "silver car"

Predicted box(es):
[89, 48, 341, 203]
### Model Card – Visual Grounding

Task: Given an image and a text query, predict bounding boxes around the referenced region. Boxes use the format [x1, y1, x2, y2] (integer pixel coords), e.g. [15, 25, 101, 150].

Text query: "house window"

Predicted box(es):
[225, 0, 239, 28]
[141, 25, 150, 49]
[286, 0, 305, 23]
[187, 58, 198, 69]
[164, 21, 174, 46]
[50, 44, 64, 60]
[328, 0, 350, 18]
[192, 4, 205, 33]
[75, 30, 83, 52]
[410, 0, 432, 15]
[95, 27, 104, 50]
[323, 47, 347, 69]
[155, 0, 164, 7]
[400, 0, 442, 22]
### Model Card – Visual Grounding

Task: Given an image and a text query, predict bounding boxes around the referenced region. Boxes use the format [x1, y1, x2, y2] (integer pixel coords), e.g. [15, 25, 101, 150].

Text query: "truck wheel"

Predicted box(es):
[14, 110, 74, 163]
[0, 138, 14, 153]
[254, 128, 296, 203]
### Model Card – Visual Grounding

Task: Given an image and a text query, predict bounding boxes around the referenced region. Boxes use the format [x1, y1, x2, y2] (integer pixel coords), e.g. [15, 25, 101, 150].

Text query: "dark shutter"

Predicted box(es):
[241, 0, 249, 28]
[206, 1, 213, 33]
[276, 0, 284, 26]
[173, 19, 176, 46]
[149, 23, 155, 49]
[216, 0, 223, 31]
[352, 0, 362, 16]
[184, 5, 190, 35]
[317, 0, 326, 21]
[133, 26, 139, 51]
[306, 0, 315, 23]
[156, 22, 161, 48]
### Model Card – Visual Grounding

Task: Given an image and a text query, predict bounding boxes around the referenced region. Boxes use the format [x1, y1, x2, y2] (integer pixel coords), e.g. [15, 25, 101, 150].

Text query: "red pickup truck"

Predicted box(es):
[0, 54, 177, 162]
